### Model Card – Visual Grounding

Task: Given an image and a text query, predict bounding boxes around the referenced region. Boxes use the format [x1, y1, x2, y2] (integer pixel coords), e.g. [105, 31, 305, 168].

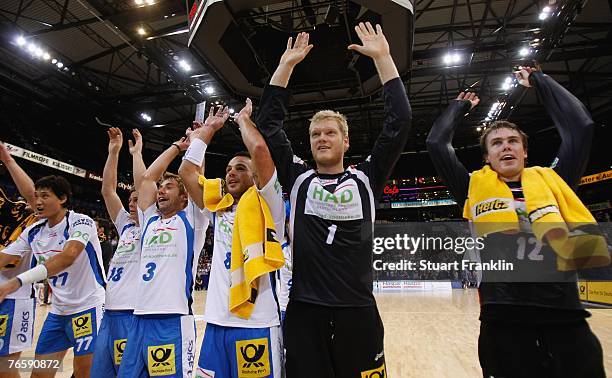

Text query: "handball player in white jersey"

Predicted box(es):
[179, 100, 285, 378]
[117, 133, 208, 378]
[0, 175, 106, 377]
[91, 127, 145, 377]
[0, 141, 40, 377]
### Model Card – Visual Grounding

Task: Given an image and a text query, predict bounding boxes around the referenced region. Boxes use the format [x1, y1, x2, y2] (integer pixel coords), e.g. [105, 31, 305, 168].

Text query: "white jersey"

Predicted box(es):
[3, 211, 106, 315]
[203, 171, 285, 328]
[136, 200, 209, 315]
[276, 240, 292, 312]
[105, 209, 141, 310]
[0, 234, 35, 300]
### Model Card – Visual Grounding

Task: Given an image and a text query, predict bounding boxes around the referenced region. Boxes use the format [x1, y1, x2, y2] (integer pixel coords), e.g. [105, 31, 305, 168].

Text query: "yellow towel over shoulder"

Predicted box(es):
[463, 165, 610, 270]
[200, 177, 284, 319]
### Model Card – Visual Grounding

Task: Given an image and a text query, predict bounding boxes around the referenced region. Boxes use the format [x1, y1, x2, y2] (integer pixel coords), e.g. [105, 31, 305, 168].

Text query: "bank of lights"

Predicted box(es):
[204, 86, 214, 95]
[443, 53, 461, 66]
[140, 113, 152, 122]
[15, 35, 69, 71]
[539, 6, 552, 20]
[134, 0, 155, 6]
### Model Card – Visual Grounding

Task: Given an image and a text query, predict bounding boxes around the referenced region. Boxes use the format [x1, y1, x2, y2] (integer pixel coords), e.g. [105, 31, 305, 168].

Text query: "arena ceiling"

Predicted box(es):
[0, 0, 610, 179]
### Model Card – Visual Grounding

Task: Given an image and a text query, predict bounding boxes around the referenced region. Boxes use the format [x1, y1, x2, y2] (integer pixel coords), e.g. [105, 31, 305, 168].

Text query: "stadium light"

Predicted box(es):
[140, 112, 152, 122]
[178, 60, 191, 72]
[56, 61, 64, 68]
[519, 47, 530, 57]
[229, 108, 235, 114]
[137, 27, 147, 36]
[16, 36, 26, 46]
[204, 86, 214, 95]
[539, 6, 552, 20]
[443, 53, 462, 66]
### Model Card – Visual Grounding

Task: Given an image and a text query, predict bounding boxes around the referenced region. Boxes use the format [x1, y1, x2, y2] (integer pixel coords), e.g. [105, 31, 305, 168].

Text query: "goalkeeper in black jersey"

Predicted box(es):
[426, 67, 606, 378]
[256, 23, 411, 377]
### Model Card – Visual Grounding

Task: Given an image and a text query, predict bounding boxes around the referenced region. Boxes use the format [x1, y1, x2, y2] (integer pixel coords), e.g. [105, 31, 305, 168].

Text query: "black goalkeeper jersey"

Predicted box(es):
[257, 78, 411, 307]
[426, 72, 595, 323]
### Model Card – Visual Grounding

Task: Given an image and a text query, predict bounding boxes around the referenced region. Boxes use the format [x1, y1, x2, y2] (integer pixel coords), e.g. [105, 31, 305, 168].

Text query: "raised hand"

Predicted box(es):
[174, 136, 190, 152]
[279, 32, 313, 68]
[204, 105, 230, 132]
[514, 66, 539, 88]
[128, 129, 142, 155]
[235, 98, 253, 125]
[348, 22, 390, 60]
[107, 127, 123, 155]
[0, 141, 13, 163]
[456, 92, 480, 110]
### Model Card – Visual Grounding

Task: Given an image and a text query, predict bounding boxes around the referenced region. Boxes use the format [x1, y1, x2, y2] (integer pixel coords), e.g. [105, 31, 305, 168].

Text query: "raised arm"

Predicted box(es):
[101, 127, 125, 222]
[128, 129, 146, 191]
[139, 137, 189, 211]
[0, 216, 96, 302]
[235, 99, 275, 189]
[178, 106, 229, 209]
[258, 33, 313, 189]
[426, 92, 476, 208]
[516, 67, 594, 189]
[350, 23, 411, 197]
[0, 141, 36, 209]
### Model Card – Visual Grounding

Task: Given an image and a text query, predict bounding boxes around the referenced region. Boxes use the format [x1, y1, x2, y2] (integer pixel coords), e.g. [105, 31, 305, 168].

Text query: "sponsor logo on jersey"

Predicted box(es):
[70, 230, 90, 242]
[0, 315, 8, 337]
[114, 338, 127, 365]
[361, 363, 386, 378]
[235, 338, 270, 377]
[147, 344, 176, 376]
[305, 179, 364, 221]
[473, 198, 512, 218]
[72, 313, 93, 338]
[71, 218, 94, 228]
[145, 231, 173, 247]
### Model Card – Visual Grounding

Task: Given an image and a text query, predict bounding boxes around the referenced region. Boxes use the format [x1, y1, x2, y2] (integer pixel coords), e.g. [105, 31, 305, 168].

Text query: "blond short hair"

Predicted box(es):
[309, 110, 349, 137]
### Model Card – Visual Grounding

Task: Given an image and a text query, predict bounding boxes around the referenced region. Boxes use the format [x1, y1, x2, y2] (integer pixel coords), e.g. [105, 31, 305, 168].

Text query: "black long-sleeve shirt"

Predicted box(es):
[257, 78, 411, 306]
[426, 72, 594, 323]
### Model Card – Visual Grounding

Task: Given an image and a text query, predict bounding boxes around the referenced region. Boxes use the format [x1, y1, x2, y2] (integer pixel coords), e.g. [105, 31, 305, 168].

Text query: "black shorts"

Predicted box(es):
[478, 320, 605, 378]
[283, 300, 386, 378]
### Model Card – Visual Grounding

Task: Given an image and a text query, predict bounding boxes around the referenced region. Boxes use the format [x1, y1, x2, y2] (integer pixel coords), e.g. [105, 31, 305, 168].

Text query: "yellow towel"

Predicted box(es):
[200, 177, 284, 319]
[463, 165, 610, 270]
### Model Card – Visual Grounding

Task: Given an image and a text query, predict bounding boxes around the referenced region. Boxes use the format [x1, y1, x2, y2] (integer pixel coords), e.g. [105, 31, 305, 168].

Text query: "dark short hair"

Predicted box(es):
[35, 175, 72, 208]
[479, 120, 529, 155]
[232, 151, 251, 159]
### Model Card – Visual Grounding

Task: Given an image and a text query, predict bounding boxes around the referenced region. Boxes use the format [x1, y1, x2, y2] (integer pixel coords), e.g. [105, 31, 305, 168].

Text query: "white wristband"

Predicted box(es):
[183, 138, 207, 167]
[16, 264, 48, 286]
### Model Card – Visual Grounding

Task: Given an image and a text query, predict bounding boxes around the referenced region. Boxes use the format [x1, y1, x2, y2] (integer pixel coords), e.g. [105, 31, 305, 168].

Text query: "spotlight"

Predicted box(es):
[43, 52, 51, 60]
[502, 82, 511, 91]
[145, 0, 154, 4]
[140, 112, 152, 122]
[33, 47, 44, 57]
[137, 27, 146, 36]
[229, 108, 235, 114]
[135, 0, 143, 4]
[443, 53, 462, 65]
[543, 6, 550, 13]
[56, 61, 64, 68]
[519, 47, 530, 57]
[178, 60, 191, 71]
[443, 54, 452, 65]
[538, 12, 548, 20]
[204, 86, 214, 95]
[51, 58, 57, 64]
[452, 53, 461, 63]
[16, 36, 26, 46]
[504, 77, 512, 84]
[27, 43, 36, 52]
[476, 126, 482, 132]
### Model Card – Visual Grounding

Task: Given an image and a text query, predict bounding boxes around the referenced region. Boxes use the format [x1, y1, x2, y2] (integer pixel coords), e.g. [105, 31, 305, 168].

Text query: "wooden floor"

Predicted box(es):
[18, 289, 612, 377]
